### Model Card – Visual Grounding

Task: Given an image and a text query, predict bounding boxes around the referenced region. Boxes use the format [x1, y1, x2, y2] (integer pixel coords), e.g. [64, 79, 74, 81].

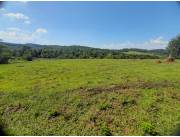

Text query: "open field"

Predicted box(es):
[0, 59, 180, 135]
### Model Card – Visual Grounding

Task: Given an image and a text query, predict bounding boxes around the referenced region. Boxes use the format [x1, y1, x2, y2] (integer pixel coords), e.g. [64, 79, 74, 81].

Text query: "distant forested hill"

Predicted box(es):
[0, 42, 168, 61]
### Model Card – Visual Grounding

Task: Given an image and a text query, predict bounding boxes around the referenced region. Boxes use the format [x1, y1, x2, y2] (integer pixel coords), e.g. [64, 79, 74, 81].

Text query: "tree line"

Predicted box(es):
[2, 33, 180, 64]
[0, 44, 162, 64]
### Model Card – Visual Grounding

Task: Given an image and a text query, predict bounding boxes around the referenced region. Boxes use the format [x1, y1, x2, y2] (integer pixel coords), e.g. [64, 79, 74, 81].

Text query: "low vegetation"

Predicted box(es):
[0, 59, 179, 135]
[0, 35, 180, 135]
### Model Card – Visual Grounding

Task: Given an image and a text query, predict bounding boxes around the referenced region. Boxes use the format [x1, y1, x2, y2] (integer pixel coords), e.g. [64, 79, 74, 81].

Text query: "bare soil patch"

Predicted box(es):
[77, 80, 174, 96]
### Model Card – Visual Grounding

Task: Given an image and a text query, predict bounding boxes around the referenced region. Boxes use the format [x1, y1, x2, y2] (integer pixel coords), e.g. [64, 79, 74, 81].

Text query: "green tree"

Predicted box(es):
[167, 35, 180, 58]
[0, 45, 12, 64]
[22, 51, 33, 61]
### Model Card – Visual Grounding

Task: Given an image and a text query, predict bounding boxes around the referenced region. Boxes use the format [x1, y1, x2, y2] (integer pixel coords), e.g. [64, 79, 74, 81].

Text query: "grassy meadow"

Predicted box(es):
[0, 59, 180, 135]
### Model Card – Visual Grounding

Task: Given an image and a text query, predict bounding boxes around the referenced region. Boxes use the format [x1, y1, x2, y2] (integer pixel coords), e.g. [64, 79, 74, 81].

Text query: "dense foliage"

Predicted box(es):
[0, 45, 12, 64]
[167, 35, 180, 58]
[0, 42, 166, 63]
[12, 46, 160, 59]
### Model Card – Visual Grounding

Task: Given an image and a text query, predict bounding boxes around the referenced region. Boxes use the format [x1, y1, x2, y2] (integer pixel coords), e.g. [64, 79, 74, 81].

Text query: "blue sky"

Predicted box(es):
[0, 1, 180, 49]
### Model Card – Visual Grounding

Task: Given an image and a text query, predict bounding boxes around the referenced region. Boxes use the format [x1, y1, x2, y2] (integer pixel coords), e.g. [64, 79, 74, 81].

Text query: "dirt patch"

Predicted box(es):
[122, 98, 137, 107]
[48, 106, 72, 121]
[5, 103, 28, 114]
[137, 80, 173, 89]
[77, 80, 174, 96]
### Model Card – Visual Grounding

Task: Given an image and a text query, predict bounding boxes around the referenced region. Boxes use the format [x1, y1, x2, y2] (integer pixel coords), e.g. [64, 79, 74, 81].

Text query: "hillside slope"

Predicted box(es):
[0, 42, 167, 59]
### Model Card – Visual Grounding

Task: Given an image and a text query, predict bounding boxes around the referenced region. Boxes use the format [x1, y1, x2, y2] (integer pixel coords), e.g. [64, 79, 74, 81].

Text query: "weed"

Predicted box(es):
[34, 112, 40, 118]
[122, 96, 136, 107]
[99, 103, 112, 110]
[100, 123, 112, 136]
[76, 101, 84, 108]
[141, 122, 158, 135]
[48, 110, 60, 120]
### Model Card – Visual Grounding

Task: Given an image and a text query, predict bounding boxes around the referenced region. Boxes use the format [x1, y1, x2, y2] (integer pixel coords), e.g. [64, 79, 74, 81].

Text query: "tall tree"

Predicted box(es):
[167, 35, 180, 58]
[0, 45, 12, 64]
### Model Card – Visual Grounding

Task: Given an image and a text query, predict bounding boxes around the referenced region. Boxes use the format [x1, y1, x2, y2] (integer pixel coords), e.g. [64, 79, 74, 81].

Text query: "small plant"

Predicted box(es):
[122, 96, 136, 107]
[100, 124, 112, 136]
[89, 114, 97, 123]
[48, 110, 60, 119]
[99, 103, 112, 110]
[76, 101, 84, 108]
[142, 122, 158, 135]
[34, 112, 40, 118]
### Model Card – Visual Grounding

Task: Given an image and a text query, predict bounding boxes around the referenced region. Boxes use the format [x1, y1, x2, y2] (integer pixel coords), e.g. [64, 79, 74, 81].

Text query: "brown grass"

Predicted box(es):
[77, 80, 174, 96]
[155, 60, 162, 64]
[165, 57, 175, 63]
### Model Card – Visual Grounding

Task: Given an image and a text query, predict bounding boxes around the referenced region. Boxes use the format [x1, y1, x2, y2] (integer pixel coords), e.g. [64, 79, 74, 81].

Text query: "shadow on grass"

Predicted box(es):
[0, 125, 6, 136]
[174, 125, 180, 136]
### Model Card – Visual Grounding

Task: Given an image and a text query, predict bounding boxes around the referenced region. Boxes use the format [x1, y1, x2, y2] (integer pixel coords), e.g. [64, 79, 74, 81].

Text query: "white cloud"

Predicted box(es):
[4, 12, 29, 20]
[0, 30, 33, 42]
[0, 8, 6, 13]
[0, 27, 48, 43]
[35, 28, 48, 34]
[24, 20, 31, 24]
[149, 36, 168, 46]
[3, 11, 31, 24]
[6, 27, 21, 32]
[19, 1, 28, 4]
[1, 9, 31, 25]
[101, 36, 168, 50]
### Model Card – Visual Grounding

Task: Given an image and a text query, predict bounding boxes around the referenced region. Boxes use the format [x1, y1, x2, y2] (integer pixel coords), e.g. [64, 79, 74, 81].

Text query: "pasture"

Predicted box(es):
[0, 59, 179, 135]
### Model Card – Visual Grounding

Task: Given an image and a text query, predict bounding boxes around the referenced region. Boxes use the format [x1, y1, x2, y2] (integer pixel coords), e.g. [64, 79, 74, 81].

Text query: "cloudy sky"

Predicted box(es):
[0, 1, 180, 49]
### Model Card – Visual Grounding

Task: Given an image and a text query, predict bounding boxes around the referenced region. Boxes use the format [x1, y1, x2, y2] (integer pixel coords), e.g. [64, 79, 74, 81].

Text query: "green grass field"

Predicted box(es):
[0, 59, 180, 135]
